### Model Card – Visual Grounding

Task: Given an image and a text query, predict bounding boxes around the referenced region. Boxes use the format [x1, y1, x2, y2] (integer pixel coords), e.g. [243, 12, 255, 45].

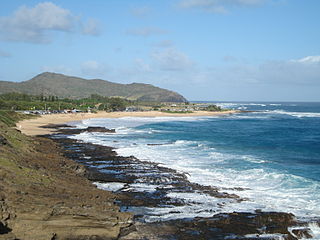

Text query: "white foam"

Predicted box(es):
[126, 183, 160, 193]
[244, 233, 286, 240]
[71, 116, 320, 220]
[265, 110, 320, 118]
[307, 222, 320, 240]
[94, 182, 125, 191]
[216, 102, 269, 109]
[289, 222, 320, 240]
[77, 116, 210, 130]
[241, 155, 268, 164]
[98, 139, 320, 218]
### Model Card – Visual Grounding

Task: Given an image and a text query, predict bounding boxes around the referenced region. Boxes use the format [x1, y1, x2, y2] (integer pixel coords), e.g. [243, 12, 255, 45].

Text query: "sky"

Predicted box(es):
[0, 0, 319, 101]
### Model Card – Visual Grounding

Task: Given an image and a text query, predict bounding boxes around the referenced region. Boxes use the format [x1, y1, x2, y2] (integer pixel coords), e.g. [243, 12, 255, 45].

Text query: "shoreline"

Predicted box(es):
[10, 110, 319, 239]
[47, 124, 314, 239]
[17, 110, 238, 136]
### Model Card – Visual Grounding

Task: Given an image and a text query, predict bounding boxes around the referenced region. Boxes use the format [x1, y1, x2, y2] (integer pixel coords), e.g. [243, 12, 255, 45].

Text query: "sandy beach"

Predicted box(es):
[17, 110, 237, 136]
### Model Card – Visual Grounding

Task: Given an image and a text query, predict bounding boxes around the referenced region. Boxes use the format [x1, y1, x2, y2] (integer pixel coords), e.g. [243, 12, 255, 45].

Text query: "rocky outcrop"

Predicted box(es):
[0, 124, 132, 240]
[40, 124, 116, 135]
[86, 127, 116, 133]
[119, 212, 303, 240]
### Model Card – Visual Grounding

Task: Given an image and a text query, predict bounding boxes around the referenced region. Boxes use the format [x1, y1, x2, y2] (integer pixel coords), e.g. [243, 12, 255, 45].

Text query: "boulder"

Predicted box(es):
[85, 127, 115, 133]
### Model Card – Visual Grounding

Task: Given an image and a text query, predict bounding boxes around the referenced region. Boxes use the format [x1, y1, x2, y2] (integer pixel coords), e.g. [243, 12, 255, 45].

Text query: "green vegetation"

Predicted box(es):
[0, 111, 51, 186]
[0, 72, 187, 102]
[0, 110, 36, 127]
[202, 104, 223, 112]
[0, 92, 133, 112]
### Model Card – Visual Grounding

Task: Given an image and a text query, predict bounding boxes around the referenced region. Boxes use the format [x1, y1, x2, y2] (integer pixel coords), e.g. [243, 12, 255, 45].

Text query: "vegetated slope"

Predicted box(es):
[0, 112, 132, 239]
[0, 72, 187, 102]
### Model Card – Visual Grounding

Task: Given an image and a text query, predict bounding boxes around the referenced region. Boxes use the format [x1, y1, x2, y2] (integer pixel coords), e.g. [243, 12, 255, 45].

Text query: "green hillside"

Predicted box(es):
[0, 72, 187, 102]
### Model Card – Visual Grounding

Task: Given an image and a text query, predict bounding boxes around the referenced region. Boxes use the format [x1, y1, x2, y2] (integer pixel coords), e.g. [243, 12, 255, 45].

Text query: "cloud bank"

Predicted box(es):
[0, 2, 100, 43]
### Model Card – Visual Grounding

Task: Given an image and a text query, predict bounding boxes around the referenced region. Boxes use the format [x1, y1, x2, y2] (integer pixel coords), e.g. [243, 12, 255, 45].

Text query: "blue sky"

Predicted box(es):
[0, 0, 319, 101]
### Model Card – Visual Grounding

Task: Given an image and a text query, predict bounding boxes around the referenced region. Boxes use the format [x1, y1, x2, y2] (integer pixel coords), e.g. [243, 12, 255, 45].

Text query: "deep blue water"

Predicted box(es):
[73, 102, 320, 218]
[139, 103, 320, 181]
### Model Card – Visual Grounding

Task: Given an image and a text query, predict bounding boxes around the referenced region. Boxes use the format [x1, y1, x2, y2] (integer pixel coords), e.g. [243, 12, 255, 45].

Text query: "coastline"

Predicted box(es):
[4, 109, 318, 239]
[17, 110, 238, 136]
[46, 124, 312, 239]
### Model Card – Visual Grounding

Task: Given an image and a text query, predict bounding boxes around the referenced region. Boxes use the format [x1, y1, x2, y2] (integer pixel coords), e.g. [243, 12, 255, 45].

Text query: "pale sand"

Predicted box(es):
[17, 110, 238, 136]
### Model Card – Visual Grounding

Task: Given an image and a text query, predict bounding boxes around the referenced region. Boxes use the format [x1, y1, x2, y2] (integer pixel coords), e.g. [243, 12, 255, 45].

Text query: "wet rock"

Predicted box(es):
[86, 127, 115, 133]
[41, 124, 72, 129]
[291, 228, 313, 239]
[120, 212, 299, 240]
[51, 126, 116, 135]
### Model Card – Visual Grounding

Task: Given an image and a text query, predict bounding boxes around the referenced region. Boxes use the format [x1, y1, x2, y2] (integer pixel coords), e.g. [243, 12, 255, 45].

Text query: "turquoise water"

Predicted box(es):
[72, 102, 320, 219]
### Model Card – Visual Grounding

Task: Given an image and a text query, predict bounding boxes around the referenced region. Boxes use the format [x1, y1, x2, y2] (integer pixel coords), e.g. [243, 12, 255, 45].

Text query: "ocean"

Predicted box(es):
[70, 102, 320, 222]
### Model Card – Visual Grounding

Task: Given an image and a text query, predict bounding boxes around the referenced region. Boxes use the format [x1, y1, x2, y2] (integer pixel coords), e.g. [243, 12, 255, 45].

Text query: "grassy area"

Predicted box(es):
[0, 110, 52, 187]
[0, 110, 37, 127]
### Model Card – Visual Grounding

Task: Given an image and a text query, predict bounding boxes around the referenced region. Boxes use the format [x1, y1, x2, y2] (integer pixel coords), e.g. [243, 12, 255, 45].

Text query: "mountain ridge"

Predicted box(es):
[0, 72, 187, 102]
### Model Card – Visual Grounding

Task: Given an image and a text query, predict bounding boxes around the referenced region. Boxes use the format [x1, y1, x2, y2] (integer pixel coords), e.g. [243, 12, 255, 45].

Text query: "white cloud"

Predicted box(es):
[179, 0, 267, 13]
[292, 55, 320, 64]
[126, 27, 167, 37]
[82, 18, 101, 36]
[81, 60, 109, 77]
[151, 48, 194, 71]
[0, 2, 102, 43]
[0, 2, 75, 43]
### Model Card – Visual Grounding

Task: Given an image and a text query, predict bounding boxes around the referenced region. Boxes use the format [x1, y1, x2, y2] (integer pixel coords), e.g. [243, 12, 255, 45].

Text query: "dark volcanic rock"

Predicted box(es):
[40, 123, 72, 129]
[119, 212, 300, 240]
[86, 126, 116, 133]
[291, 228, 313, 239]
[52, 132, 242, 220]
[0, 135, 8, 145]
[52, 126, 116, 135]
